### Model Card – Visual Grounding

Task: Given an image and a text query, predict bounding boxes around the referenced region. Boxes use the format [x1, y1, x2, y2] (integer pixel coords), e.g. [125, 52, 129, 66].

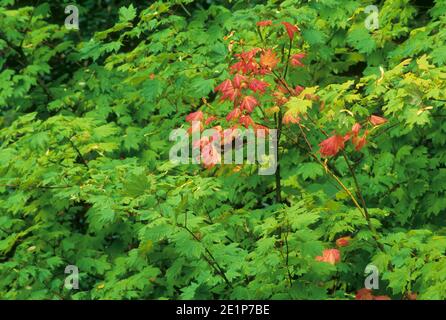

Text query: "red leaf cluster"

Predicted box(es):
[315, 249, 341, 265]
[319, 135, 345, 157]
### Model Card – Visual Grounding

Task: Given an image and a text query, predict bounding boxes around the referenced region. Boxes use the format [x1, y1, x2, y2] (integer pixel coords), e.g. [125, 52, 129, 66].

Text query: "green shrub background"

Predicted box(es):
[0, 0, 445, 299]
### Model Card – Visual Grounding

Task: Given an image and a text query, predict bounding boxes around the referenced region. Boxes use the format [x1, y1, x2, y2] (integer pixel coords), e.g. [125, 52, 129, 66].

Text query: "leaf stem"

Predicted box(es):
[283, 37, 293, 79]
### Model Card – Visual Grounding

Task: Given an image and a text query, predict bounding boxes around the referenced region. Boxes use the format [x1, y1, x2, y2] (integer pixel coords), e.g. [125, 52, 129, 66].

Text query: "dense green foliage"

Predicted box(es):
[0, 0, 445, 300]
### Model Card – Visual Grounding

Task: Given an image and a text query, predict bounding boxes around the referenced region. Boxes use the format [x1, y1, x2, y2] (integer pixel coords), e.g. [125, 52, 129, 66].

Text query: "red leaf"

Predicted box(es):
[355, 288, 374, 300]
[260, 49, 279, 70]
[369, 115, 387, 126]
[352, 123, 361, 136]
[319, 135, 345, 157]
[226, 108, 241, 122]
[294, 85, 305, 95]
[343, 132, 352, 142]
[185, 111, 203, 122]
[281, 21, 299, 39]
[215, 79, 232, 93]
[282, 113, 300, 125]
[236, 48, 261, 61]
[290, 53, 305, 67]
[315, 249, 341, 265]
[232, 74, 247, 89]
[248, 79, 269, 93]
[239, 115, 255, 128]
[201, 143, 221, 169]
[240, 96, 258, 113]
[205, 116, 218, 125]
[352, 135, 367, 151]
[215, 79, 239, 101]
[336, 236, 351, 247]
[257, 20, 272, 27]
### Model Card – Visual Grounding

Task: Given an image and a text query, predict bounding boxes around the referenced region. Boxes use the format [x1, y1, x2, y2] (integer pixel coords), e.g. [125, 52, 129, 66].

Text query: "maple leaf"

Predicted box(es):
[205, 116, 218, 125]
[232, 74, 247, 89]
[230, 61, 246, 74]
[265, 106, 280, 116]
[201, 143, 221, 169]
[215, 79, 239, 101]
[304, 93, 320, 101]
[351, 123, 361, 136]
[335, 236, 351, 247]
[239, 115, 255, 128]
[226, 108, 241, 122]
[230, 60, 260, 75]
[248, 79, 269, 93]
[294, 85, 305, 95]
[187, 121, 203, 134]
[352, 135, 367, 151]
[290, 53, 305, 67]
[285, 97, 312, 115]
[193, 136, 211, 149]
[319, 135, 345, 157]
[237, 48, 261, 61]
[257, 20, 272, 27]
[215, 79, 233, 94]
[282, 22, 299, 39]
[355, 288, 374, 300]
[315, 249, 341, 265]
[370, 115, 387, 126]
[282, 112, 300, 125]
[347, 26, 376, 54]
[185, 111, 203, 122]
[260, 49, 279, 70]
[240, 96, 258, 113]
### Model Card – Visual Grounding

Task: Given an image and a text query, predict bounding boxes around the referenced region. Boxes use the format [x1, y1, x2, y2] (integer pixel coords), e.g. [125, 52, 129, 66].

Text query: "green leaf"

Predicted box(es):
[119, 4, 136, 22]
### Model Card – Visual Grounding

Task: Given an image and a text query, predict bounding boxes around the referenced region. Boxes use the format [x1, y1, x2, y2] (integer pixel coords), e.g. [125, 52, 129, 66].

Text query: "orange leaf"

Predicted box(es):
[260, 49, 279, 70]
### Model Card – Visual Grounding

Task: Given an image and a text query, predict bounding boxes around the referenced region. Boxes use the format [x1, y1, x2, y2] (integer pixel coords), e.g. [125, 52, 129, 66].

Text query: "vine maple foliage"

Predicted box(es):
[184, 20, 390, 299]
[3, 0, 445, 301]
[185, 20, 387, 168]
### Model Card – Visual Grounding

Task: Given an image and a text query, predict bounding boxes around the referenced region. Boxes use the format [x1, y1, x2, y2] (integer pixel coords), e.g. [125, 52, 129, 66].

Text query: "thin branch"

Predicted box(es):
[179, 3, 191, 17]
[274, 112, 283, 203]
[284, 219, 292, 286]
[181, 225, 233, 288]
[295, 123, 385, 252]
[283, 37, 293, 80]
[69, 138, 89, 169]
[341, 152, 385, 251]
